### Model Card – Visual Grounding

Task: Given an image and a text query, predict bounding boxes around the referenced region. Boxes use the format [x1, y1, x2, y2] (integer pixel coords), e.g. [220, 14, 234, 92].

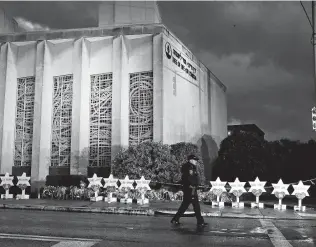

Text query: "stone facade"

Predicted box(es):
[0, 23, 227, 190]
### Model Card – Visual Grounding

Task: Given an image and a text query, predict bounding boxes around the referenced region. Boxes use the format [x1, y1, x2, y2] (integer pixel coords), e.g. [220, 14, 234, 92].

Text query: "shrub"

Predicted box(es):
[112, 141, 179, 184]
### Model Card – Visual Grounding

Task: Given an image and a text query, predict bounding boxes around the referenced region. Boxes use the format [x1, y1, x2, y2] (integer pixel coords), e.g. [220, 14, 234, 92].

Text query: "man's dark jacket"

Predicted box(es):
[180, 162, 200, 194]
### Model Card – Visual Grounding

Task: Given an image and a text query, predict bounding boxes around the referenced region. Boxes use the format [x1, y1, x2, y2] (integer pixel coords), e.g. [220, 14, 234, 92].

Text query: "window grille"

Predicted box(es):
[51, 75, 73, 167]
[89, 73, 112, 167]
[14, 76, 35, 167]
[129, 71, 153, 145]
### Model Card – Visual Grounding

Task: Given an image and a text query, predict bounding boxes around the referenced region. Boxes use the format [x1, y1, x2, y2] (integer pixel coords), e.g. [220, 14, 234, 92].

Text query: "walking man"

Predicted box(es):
[171, 154, 208, 228]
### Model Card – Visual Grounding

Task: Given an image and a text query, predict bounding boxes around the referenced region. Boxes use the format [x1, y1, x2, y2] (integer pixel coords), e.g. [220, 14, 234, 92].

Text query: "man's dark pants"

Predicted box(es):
[172, 188, 204, 224]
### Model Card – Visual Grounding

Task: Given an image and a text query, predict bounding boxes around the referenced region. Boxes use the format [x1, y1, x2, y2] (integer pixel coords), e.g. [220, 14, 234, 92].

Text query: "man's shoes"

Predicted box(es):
[197, 222, 208, 228]
[170, 219, 181, 226]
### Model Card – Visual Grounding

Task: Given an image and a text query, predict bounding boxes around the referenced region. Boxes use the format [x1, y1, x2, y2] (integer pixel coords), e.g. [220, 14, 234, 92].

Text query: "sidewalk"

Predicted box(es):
[0, 198, 316, 220]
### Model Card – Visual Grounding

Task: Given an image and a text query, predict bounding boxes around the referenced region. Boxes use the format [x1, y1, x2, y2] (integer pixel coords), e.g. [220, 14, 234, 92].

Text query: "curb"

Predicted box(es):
[0, 204, 155, 216]
[0, 203, 316, 220]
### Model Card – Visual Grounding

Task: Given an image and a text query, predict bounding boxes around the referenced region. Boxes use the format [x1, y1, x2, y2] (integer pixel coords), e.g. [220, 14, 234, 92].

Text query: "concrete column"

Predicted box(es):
[153, 33, 163, 143]
[120, 36, 130, 148]
[70, 38, 82, 175]
[0, 43, 8, 167]
[31, 41, 45, 189]
[0, 43, 17, 174]
[77, 39, 90, 175]
[207, 71, 212, 135]
[111, 35, 122, 161]
[37, 41, 53, 181]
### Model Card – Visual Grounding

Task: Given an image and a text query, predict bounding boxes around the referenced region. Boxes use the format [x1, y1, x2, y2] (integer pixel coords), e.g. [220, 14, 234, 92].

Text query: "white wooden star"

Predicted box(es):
[88, 173, 103, 188]
[0, 173, 14, 187]
[272, 179, 290, 196]
[103, 174, 118, 189]
[229, 177, 246, 195]
[17, 172, 30, 187]
[292, 180, 310, 197]
[210, 177, 227, 193]
[135, 176, 151, 191]
[120, 175, 134, 190]
[249, 177, 266, 194]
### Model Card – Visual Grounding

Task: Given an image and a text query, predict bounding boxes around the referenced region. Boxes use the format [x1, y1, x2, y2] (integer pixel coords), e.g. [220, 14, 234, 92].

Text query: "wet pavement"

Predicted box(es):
[0, 208, 315, 247]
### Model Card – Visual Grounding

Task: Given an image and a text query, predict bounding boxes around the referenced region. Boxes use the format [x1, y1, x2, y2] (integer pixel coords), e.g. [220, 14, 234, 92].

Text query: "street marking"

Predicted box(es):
[260, 219, 293, 247]
[295, 212, 316, 218]
[51, 241, 96, 247]
[0, 233, 101, 243]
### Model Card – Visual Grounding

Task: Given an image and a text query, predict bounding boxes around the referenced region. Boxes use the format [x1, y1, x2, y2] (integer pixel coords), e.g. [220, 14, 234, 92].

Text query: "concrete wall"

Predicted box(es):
[162, 32, 203, 144]
[161, 30, 227, 181]
[210, 75, 228, 148]
[0, 28, 227, 184]
[98, 1, 161, 27]
[0, 8, 19, 34]
[0, 34, 156, 186]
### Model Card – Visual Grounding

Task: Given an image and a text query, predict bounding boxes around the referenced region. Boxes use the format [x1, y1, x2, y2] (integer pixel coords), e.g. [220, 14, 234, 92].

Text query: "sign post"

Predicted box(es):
[103, 174, 118, 203]
[249, 177, 266, 208]
[16, 173, 31, 199]
[88, 173, 103, 202]
[292, 180, 310, 212]
[135, 176, 151, 204]
[210, 177, 227, 207]
[0, 173, 14, 199]
[272, 179, 290, 210]
[229, 178, 246, 208]
[119, 175, 134, 204]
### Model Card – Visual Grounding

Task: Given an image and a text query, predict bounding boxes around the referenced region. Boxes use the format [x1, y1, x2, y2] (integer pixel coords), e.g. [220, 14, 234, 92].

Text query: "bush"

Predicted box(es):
[171, 142, 206, 185]
[112, 141, 207, 186]
[112, 141, 179, 184]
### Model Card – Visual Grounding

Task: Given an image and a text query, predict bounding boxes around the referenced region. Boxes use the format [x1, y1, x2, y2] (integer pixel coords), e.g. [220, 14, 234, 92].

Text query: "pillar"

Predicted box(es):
[0, 43, 8, 168]
[120, 36, 130, 148]
[70, 38, 90, 175]
[153, 33, 163, 142]
[31, 41, 53, 190]
[0, 43, 17, 174]
[111, 35, 122, 161]
[31, 40, 45, 191]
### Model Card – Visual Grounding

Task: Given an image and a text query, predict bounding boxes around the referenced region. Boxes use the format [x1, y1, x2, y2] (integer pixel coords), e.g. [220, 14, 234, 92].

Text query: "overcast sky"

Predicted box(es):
[1, 1, 315, 142]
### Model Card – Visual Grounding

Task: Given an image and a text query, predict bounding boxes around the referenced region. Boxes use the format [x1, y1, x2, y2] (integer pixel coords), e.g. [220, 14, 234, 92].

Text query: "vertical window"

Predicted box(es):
[89, 73, 112, 167]
[14, 76, 35, 167]
[129, 71, 153, 145]
[51, 75, 73, 167]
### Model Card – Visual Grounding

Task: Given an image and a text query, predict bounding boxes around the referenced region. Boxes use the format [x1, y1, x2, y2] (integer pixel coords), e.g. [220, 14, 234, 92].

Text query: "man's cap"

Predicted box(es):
[187, 154, 199, 161]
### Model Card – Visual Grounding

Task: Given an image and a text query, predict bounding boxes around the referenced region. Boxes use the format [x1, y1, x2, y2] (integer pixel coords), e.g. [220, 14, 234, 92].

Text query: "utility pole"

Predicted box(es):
[313, 1, 316, 104]
[312, 2, 316, 132]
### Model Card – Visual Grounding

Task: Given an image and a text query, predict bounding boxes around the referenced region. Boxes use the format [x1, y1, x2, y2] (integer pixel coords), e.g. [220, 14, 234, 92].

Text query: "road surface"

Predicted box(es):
[0, 209, 315, 246]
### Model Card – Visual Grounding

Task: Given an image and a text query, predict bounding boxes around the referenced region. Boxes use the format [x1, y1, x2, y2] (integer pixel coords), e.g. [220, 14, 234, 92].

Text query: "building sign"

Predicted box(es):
[312, 107, 316, 131]
[165, 42, 197, 80]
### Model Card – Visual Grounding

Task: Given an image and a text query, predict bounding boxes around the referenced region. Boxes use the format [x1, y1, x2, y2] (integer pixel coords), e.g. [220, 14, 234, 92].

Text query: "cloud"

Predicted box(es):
[228, 118, 243, 125]
[14, 17, 51, 31]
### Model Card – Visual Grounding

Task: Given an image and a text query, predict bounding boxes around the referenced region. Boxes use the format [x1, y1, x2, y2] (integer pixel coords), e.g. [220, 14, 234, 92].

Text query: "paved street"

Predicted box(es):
[0, 209, 315, 247]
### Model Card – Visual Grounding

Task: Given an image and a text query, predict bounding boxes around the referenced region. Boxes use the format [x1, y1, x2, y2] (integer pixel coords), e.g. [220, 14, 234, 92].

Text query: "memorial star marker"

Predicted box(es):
[103, 174, 119, 203]
[249, 177, 266, 208]
[210, 177, 227, 207]
[88, 173, 103, 202]
[16, 172, 31, 199]
[135, 176, 151, 204]
[292, 180, 310, 212]
[0, 173, 14, 199]
[271, 179, 290, 210]
[229, 177, 246, 208]
[120, 175, 134, 204]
